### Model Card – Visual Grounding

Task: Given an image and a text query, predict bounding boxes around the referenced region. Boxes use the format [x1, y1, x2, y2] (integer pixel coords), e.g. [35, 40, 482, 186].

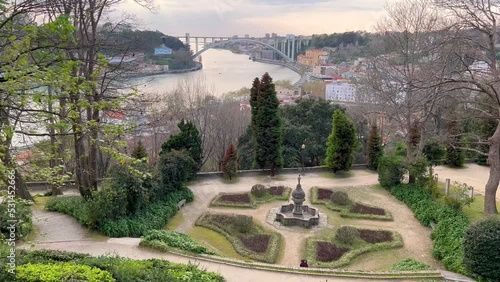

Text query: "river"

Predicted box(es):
[132, 49, 301, 97]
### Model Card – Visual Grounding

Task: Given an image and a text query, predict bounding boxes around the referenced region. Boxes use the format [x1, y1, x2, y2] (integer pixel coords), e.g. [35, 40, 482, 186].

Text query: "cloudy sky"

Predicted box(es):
[116, 0, 398, 37]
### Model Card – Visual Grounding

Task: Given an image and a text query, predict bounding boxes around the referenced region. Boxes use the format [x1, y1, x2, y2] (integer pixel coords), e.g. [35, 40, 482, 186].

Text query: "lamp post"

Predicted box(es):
[300, 143, 306, 175]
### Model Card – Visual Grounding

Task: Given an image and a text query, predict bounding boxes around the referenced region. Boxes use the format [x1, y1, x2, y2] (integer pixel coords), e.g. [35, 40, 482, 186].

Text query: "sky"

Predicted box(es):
[115, 0, 398, 37]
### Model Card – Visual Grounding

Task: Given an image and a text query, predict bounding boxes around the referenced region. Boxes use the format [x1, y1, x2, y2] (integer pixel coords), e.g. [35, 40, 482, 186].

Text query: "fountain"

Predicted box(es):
[275, 175, 320, 227]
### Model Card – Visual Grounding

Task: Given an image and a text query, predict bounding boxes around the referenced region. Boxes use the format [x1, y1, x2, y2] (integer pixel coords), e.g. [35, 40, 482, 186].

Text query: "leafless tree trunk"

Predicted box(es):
[434, 0, 500, 214]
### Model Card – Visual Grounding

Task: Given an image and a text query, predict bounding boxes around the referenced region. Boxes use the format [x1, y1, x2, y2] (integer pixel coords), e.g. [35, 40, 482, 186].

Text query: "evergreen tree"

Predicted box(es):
[367, 125, 383, 170]
[250, 72, 283, 176]
[131, 140, 148, 160]
[445, 120, 464, 167]
[160, 119, 203, 169]
[221, 144, 238, 180]
[325, 110, 357, 173]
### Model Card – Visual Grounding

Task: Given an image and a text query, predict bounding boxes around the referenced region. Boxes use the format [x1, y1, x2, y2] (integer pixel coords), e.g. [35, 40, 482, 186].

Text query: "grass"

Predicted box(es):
[164, 212, 185, 231]
[318, 171, 354, 179]
[462, 195, 500, 222]
[32, 196, 52, 210]
[187, 226, 249, 261]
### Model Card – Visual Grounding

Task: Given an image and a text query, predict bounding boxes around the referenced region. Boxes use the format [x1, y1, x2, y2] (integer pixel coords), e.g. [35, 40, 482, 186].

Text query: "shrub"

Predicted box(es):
[17, 262, 115, 282]
[445, 145, 464, 168]
[389, 259, 435, 271]
[221, 144, 238, 180]
[378, 154, 405, 188]
[330, 191, 349, 206]
[0, 193, 32, 240]
[335, 226, 359, 245]
[233, 215, 253, 234]
[250, 184, 267, 198]
[140, 230, 217, 255]
[390, 184, 469, 274]
[157, 149, 197, 192]
[463, 217, 500, 280]
[367, 125, 383, 171]
[423, 140, 445, 166]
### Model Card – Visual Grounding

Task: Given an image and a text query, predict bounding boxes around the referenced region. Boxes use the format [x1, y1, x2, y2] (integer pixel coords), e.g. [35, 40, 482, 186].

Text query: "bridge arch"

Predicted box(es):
[192, 38, 292, 62]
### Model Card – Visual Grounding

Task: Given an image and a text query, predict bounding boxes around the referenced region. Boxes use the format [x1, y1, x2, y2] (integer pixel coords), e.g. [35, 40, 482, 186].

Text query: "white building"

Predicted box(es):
[325, 81, 356, 102]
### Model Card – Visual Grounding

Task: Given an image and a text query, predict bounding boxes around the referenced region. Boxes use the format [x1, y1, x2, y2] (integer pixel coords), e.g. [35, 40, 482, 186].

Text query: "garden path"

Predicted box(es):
[177, 170, 439, 270]
[22, 167, 482, 282]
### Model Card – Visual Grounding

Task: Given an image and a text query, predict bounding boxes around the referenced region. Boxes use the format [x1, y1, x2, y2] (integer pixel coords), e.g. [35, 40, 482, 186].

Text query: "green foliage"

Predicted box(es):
[0, 193, 32, 240]
[46, 189, 193, 237]
[238, 98, 343, 169]
[463, 217, 500, 280]
[107, 164, 150, 215]
[335, 226, 359, 245]
[325, 110, 357, 173]
[330, 191, 349, 206]
[377, 154, 405, 188]
[221, 144, 238, 180]
[250, 184, 267, 198]
[423, 140, 446, 166]
[1, 248, 225, 282]
[389, 259, 435, 271]
[406, 156, 431, 186]
[389, 184, 469, 274]
[157, 149, 197, 192]
[250, 73, 283, 175]
[17, 262, 115, 282]
[131, 140, 148, 160]
[161, 119, 202, 169]
[311, 32, 371, 48]
[367, 125, 383, 170]
[233, 215, 253, 234]
[445, 145, 464, 167]
[140, 230, 217, 255]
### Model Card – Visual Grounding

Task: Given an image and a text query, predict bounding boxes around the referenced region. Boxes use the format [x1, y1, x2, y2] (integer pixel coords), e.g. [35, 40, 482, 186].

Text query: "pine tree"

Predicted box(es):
[325, 110, 357, 173]
[367, 125, 383, 170]
[131, 140, 148, 160]
[160, 119, 202, 169]
[250, 72, 283, 176]
[221, 144, 238, 181]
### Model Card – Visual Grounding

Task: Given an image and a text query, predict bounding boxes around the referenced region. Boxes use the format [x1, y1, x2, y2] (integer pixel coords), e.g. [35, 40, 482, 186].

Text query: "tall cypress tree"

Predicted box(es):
[325, 109, 356, 173]
[251, 72, 283, 176]
[367, 125, 383, 170]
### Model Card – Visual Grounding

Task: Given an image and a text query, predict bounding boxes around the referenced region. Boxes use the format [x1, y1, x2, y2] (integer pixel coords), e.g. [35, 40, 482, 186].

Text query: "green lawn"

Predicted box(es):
[187, 227, 249, 261]
[164, 212, 185, 231]
[318, 171, 354, 179]
[462, 195, 500, 222]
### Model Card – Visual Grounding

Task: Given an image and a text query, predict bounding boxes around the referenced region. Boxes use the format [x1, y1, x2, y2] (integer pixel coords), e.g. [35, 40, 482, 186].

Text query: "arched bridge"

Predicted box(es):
[192, 38, 292, 63]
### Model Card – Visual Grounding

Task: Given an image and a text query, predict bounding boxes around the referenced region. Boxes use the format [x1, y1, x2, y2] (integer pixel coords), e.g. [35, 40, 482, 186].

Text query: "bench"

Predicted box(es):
[177, 199, 186, 210]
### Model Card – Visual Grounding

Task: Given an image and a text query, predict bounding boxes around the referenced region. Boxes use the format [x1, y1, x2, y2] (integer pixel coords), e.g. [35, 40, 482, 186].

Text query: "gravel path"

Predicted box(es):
[22, 166, 486, 282]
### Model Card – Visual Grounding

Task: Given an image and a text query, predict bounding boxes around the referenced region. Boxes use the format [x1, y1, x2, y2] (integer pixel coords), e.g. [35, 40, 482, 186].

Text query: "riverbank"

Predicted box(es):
[121, 62, 203, 78]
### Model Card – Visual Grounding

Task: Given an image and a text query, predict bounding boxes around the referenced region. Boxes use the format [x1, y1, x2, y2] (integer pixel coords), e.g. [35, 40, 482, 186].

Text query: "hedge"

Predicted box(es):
[389, 184, 469, 274]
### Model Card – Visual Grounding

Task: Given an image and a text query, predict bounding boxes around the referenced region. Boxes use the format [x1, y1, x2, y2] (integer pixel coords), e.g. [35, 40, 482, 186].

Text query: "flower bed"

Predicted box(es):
[210, 186, 291, 209]
[195, 213, 282, 263]
[311, 187, 392, 221]
[316, 242, 350, 262]
[306, 227, 403, 268]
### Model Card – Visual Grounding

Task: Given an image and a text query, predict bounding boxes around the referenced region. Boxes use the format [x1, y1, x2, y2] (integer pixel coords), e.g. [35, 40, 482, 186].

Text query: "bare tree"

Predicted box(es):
[433, 0, 500, 214]
[361, 0, 450, 182]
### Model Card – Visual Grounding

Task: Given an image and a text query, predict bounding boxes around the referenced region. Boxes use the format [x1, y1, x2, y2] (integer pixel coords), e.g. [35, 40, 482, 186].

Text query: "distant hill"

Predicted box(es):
[99, 28, 187, 55]
[311, 32, 371, 49]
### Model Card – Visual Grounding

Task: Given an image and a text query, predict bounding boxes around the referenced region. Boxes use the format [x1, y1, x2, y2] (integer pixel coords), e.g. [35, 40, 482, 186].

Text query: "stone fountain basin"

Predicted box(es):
[276, 204, 320, 227]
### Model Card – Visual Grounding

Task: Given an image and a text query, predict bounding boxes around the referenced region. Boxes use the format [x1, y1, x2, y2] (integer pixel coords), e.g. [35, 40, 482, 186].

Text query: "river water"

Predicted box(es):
[133, 49, 301, 97]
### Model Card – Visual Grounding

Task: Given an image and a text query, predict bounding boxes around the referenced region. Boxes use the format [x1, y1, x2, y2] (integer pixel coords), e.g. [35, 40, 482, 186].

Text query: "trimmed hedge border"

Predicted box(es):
[306, 229, 403, 268]
[210, 187, 291, 209]
[139, 230, 218, 256]
[195, 213, 282, 263]
[388, 184, 469, 275]
[311, 187, 393, 221]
